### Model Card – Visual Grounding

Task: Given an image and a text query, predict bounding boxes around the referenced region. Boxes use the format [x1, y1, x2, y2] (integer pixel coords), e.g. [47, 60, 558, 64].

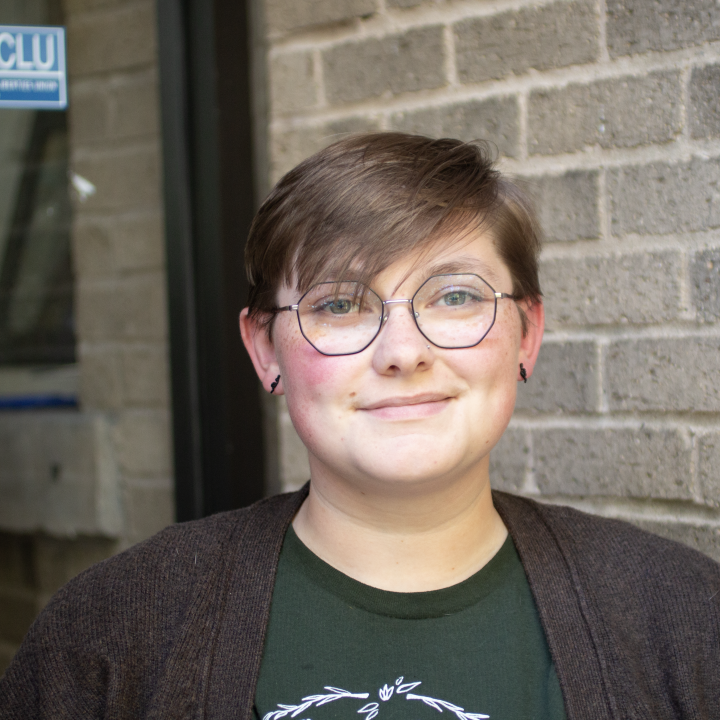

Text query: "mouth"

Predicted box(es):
[359, 393, 453, 420]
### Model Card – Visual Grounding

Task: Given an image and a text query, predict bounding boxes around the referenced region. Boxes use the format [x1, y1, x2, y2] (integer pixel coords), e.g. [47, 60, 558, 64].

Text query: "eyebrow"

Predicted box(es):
[419, 257, 502, 286]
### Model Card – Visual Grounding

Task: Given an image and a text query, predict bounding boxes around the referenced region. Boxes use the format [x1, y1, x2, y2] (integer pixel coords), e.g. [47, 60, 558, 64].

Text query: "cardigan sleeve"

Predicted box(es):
[0, 518, 233, 719]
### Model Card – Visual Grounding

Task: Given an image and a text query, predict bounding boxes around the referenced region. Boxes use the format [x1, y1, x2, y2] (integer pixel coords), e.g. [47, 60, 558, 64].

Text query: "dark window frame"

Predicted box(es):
[156, 0, 267, 520]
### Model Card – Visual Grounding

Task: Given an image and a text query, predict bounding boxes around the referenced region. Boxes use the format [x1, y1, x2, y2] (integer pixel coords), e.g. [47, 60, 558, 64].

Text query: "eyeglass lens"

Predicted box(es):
[296, 274, 498, 356]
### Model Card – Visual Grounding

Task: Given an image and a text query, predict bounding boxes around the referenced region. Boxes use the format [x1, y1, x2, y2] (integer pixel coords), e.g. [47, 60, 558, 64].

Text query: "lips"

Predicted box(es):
[361, 393, 452, 411]
[357, 393, 455, 421]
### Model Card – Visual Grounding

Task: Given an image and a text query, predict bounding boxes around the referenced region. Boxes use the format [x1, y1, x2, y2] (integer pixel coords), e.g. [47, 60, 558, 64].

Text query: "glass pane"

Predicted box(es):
[0, 0, 73, 365]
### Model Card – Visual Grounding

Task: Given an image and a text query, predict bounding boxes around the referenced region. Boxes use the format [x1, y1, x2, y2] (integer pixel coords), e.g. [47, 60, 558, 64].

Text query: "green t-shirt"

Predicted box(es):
[253, 527, 566, 720]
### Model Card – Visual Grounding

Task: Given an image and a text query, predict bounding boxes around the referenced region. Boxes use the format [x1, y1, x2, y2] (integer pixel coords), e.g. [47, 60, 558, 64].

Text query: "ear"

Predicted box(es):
[517, 299, 544, 381]
[239, 308, 283, 395]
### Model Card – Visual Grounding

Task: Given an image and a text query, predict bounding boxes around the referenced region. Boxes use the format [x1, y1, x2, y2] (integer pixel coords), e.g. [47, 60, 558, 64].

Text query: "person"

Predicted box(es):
[1, 133, 718, 719]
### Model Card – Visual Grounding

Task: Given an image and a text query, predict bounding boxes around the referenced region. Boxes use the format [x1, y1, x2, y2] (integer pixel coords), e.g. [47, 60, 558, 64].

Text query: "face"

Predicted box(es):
[241, 230, 544, 496]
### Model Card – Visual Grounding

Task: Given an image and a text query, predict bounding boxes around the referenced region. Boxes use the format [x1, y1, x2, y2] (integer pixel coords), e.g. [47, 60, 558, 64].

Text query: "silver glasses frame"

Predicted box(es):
[272, 273, 516, 356]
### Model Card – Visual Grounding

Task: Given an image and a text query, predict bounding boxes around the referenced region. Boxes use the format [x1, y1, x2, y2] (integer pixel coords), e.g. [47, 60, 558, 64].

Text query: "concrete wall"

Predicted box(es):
[0, 0, 173, 672]
[264, 0, 720, 559]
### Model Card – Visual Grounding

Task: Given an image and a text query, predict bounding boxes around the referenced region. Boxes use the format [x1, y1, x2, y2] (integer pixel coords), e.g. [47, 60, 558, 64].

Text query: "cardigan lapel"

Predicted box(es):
[493, 491, 616, 720]
[204, 485, 309, 720]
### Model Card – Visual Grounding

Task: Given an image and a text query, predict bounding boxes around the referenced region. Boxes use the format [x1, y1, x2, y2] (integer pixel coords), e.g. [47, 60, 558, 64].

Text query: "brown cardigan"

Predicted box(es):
[1, 488, 719, 719]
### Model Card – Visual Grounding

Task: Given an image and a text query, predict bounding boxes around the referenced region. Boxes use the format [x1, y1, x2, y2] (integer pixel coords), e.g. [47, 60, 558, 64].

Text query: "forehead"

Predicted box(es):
[370, 229, 508, 294]
[279, 228, 509, 304]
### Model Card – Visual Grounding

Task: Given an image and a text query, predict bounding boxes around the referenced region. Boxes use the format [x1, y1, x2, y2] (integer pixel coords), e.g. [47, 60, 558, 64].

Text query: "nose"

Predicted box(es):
[370, 300, 434, 376]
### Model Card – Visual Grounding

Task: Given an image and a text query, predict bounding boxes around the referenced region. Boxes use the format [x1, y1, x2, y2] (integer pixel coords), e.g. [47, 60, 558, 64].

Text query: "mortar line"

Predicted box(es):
[688, 428, 703, 503]
[680, 63, 692, 141]
[443, 23, 458, 87]
[596, 336, 608, 414]
[314, 48, 326, 108]
[597, 165, 610, 243]
[678, 248, 694, 321]
[517, 90, 529, 160]
[597, 0, 610, 64]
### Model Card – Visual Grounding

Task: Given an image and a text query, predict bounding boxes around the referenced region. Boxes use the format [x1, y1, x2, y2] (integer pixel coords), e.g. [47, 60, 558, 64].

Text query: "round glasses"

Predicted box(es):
[272, 273, 516, 356]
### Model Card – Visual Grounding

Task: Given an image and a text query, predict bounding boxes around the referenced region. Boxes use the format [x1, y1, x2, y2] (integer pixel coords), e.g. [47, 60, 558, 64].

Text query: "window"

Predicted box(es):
[0, 0, 75, 405]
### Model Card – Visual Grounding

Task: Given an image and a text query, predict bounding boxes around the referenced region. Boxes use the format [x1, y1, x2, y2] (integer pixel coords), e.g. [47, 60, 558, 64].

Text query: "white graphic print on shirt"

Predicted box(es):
[262, 676, 489, 720]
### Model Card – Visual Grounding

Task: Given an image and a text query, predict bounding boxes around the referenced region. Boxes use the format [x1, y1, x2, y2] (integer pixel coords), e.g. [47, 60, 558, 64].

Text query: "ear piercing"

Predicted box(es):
[519, 363, 527, 383]
[270, 375, 281, 394]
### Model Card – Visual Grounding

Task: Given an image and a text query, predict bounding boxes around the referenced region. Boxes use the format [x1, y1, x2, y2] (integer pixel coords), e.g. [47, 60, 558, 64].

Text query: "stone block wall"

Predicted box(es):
[264, 0, 720, 559]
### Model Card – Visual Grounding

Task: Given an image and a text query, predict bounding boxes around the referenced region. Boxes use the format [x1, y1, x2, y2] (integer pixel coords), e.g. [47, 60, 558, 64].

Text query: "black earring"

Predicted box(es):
[270, 375, 281, 394]
[519, 363, 527, 383]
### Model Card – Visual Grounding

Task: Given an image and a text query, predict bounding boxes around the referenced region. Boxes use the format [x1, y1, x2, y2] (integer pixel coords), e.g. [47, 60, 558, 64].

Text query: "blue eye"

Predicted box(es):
[442, 291, 469, 306]
[319, 298, 355, 314]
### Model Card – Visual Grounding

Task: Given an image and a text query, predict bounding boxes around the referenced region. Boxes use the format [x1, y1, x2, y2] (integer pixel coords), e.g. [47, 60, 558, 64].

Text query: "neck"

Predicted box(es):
[292, 459, 507, 592]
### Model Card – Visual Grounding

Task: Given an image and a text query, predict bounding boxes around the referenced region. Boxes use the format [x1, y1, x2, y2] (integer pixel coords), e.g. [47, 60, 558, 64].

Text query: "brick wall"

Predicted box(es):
[0, 0, 172, 673]
[263, 0, 720, 559]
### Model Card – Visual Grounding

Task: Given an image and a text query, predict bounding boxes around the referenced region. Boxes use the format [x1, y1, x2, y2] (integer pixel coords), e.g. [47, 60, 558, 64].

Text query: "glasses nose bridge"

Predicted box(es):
[381, 297, 416, 322]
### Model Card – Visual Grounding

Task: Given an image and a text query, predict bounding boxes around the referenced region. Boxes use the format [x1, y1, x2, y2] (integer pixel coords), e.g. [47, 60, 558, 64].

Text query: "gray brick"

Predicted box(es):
[123, 482, 175, 544]
[270, 51, 316, 116]
[630, 520, 720, 563]
[489, 428, 528, 493]
[540, 251, 682, 327]
[607, 0, 720, 58]
[270, 116, 381, 182]
[67, 1, 157, 76]
[78, 344, 169, 410]
[692, 249, 720, 323]
[523, 171, 600, 242]
[389, 96, 519, 158]
[529, 71, 682, 156]
[72, 145, 162, 213]
[699, 433, 720, 507]
[323, 26, 445, 105]
[266, 0, 376, 34]
[534, 427, 694, 500]
[515, 341, 598, 413]
[78, 347, 123, 409]
[68, 86, 109, 147]
[77, 273, 168, 342]
[607, 337, 720, 413]
[121, 345, 170, 407]
[608, 158, 720, 236]
[690, 64, 720, 140]
[112, 410, 172, 477]
[73, 214, 163, 279]
[109, 70, 160, 140]
[454, 0, 598, 84]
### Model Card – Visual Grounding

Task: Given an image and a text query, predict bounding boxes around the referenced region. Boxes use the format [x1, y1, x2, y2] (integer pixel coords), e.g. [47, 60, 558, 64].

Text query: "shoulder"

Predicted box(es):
[46, 487, 306, 625]
[494, 490, 720, 586]
[0, 489, 306, 717]
[494, 491, 720, 716]
[494, 490, 720, 627]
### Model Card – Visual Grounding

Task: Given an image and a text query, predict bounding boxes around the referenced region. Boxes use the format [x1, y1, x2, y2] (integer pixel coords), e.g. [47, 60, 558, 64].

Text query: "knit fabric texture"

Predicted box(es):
[1, 488, 719, 719]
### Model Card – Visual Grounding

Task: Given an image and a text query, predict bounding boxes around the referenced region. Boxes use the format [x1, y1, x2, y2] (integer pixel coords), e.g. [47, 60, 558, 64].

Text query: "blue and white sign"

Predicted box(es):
[0, 26, 67, 109]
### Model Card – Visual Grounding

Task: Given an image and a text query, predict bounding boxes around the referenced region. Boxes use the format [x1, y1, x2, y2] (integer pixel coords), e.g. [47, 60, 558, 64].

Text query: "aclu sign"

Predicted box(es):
[0, 26, 67, 109]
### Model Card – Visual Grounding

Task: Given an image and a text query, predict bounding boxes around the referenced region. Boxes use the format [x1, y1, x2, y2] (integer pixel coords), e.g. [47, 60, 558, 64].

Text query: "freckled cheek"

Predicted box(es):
[287, 346, 347, 390]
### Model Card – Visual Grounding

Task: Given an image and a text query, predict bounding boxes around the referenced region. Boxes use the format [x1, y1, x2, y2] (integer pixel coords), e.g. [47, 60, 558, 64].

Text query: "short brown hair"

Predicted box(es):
[245, 133, 542, 333]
